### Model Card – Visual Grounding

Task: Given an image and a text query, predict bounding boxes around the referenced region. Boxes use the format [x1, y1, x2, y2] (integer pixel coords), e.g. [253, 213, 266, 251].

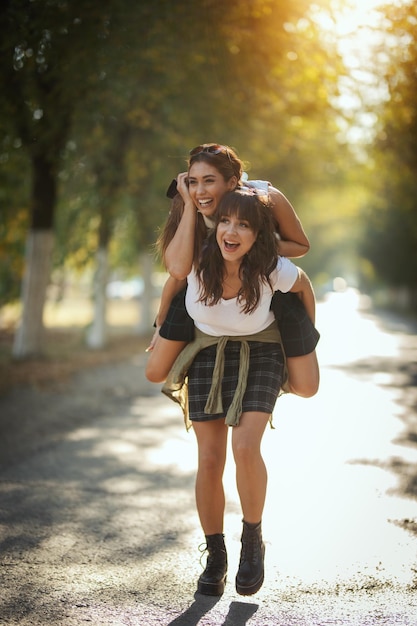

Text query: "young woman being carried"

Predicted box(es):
[146, 143, 319, 397]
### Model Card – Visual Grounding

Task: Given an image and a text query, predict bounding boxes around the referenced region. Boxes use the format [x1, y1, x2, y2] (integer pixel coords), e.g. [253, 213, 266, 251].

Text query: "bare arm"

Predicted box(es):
[289, 268, 316, 324]
[269, 187, 310, 258]
[164, 172, 197, 279]
[146, 275, 187, 352]
[155, 275, 187, 327]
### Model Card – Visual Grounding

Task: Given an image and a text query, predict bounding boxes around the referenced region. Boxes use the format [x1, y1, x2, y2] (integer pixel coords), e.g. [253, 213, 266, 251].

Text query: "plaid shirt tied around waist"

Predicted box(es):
[162, 322, 286, 429]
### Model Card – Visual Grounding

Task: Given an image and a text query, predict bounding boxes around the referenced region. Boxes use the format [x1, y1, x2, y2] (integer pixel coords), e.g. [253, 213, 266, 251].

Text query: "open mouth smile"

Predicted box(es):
[223, 240, 240, 252]
[198, 199, 213, 210]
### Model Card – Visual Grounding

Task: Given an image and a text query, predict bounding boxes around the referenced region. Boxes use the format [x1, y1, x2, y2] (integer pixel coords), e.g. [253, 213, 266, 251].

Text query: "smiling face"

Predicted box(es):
[187, 162, 237, 217]
[216, 213, 257, 264]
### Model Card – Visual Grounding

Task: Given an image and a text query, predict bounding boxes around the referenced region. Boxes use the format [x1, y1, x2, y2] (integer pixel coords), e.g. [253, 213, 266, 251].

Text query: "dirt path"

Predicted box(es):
[0, 331, 150, 471]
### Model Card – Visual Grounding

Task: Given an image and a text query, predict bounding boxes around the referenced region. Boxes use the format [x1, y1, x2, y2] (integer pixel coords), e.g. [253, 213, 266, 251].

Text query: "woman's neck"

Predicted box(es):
[222, 261, 242, 299]
[223, 259, 241, 279]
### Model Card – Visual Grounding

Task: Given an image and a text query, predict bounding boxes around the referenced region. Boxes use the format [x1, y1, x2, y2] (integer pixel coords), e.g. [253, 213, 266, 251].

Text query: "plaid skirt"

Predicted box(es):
[159, 288, 195, 342]
[271, 291, 320, 357]
[160, 287, 319, 357]
[188, 341, 284, 422]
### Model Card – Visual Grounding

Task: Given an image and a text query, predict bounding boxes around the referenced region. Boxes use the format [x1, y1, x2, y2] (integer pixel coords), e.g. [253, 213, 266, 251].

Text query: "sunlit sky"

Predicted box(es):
[333, 0, 389, 63]
[334, 0, 386, 34]
[315, 0, 395, 143]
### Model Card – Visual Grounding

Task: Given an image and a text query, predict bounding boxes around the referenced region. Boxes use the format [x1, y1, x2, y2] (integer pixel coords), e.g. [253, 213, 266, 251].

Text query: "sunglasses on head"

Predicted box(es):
[189, 144, 229, 157]
[166, 145, 232, 198]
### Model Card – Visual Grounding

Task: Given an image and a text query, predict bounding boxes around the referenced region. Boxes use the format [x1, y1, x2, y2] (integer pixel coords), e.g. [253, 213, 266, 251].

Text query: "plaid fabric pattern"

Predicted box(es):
[271, 291, 320, 357]
[159, 287, 195, 341]
[188, 341, 284, 422]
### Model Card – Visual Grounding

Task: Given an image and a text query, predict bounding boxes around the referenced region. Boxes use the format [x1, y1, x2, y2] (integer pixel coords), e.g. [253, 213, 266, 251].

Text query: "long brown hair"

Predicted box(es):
[196, 189, 279, 314]
[156, 144, 244, 266]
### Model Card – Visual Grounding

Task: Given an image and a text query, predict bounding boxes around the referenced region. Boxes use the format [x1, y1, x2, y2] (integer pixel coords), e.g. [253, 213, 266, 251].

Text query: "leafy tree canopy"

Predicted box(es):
[361, 0, 417, 293]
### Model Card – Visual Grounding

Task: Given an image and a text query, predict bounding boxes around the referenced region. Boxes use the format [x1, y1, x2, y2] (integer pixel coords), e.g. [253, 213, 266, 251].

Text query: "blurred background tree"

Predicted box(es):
[0, 0, 115, 356]
[1, 0, 416, 357]
[360, 1, 417, 309]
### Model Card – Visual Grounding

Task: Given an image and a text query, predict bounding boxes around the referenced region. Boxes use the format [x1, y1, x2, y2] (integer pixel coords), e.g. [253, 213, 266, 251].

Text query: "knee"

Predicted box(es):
[232, 440, 258, 467]
[145, 360, 167, 383]
[289, 376, 320, 398]
[199, 450, 225, 480]
[287, 353, 320, 398]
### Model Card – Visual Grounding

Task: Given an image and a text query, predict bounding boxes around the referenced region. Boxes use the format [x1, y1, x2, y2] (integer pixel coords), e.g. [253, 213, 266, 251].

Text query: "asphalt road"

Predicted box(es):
[1, 290, 417, 625]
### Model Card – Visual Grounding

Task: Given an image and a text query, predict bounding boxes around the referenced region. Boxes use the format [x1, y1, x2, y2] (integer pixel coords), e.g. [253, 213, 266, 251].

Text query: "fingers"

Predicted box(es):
[177, 171, 188, 184]
[176, 172, 190, 199]
[145, 327, 160, 352]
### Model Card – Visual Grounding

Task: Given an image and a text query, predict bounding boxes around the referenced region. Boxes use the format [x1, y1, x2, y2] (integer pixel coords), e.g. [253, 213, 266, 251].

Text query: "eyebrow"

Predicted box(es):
[188, 174, 218, 180]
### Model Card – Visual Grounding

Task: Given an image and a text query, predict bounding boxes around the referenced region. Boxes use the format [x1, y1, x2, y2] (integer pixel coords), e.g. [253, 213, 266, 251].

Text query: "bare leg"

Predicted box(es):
[193, 420, 228, 535]
[232, 412, 270, 524]
[287, 350, 320, 398]
[145, 334, 187, 383]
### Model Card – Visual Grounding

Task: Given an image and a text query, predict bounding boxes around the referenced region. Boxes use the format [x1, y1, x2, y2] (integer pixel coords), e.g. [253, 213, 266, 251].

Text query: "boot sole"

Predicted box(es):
[197, 576, 227, 596]
[235, 572, 264, 596]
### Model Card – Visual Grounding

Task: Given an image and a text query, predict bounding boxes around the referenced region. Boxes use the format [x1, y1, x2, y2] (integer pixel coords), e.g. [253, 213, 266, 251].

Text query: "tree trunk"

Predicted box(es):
[86, 245, 109, 349]
[12, 154, 56, 359]
[12, 230, 54, 359]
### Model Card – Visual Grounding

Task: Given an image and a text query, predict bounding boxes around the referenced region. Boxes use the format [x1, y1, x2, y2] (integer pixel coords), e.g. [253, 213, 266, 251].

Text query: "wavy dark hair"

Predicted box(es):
[156, 144, 244, 266]
[155, 192, 207, 266]
[188, 143, 243, 183]
[196, 189, 280, 314]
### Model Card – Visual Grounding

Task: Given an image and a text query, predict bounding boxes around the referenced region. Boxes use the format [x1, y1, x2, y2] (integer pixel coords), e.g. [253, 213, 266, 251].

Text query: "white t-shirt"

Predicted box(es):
[185, 257, 298, 337]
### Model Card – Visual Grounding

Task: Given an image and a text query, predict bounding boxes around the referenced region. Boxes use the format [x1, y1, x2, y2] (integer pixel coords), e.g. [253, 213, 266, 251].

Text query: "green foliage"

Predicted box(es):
[361, 1, 417, 291]
[0, 0, 113, 162]
[0, 116, 30, 305]
[0, 0, 378, 305]
[0, 208, 29, 306]
[52, 0, 346, 277]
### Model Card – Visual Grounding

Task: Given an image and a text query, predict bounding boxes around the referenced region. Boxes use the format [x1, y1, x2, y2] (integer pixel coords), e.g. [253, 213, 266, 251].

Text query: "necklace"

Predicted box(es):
[223, 275, 241, 299]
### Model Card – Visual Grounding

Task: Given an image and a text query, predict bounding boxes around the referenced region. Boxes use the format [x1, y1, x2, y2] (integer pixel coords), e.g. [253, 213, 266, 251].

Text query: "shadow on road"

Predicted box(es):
[167, 594, 258, 626]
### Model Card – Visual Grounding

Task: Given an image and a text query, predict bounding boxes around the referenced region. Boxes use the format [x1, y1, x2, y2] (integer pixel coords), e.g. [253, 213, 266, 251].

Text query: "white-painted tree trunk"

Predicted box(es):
[12, 230, 54, 359]
[86, 246, 108, 349]
[137, 251, 154, 335]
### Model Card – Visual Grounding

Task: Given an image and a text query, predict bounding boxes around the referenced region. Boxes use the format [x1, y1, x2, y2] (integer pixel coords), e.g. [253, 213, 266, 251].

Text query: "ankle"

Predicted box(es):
[243, 520, 261, 530]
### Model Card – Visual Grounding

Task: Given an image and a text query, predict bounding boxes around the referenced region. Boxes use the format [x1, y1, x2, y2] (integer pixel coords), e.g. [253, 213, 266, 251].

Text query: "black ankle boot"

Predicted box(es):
[235, 520, 265, 596]
[197, 533, 227, 596]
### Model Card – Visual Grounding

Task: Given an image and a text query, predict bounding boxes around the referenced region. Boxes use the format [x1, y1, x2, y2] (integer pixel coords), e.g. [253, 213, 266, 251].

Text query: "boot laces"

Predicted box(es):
[198, 539, 227, 572]
[240, 532, 260, 565]
[198, 542, 209, 569]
